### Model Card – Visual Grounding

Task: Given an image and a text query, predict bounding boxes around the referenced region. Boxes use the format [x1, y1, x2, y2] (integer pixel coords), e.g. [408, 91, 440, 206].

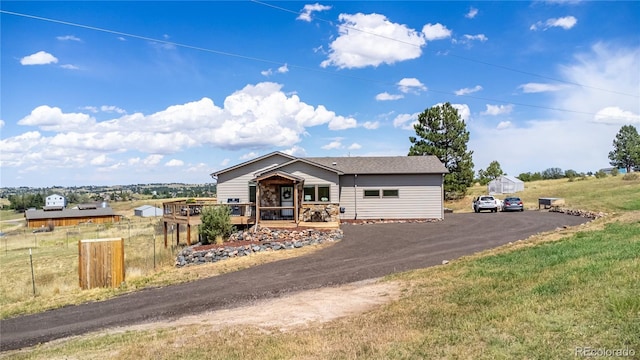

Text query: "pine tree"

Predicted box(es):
[608, 125, 640, 173]
[408, 102, 475, 200]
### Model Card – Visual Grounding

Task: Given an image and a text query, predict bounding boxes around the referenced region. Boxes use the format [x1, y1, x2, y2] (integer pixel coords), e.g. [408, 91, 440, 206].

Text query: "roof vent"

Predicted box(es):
[332, 162, 337, 166]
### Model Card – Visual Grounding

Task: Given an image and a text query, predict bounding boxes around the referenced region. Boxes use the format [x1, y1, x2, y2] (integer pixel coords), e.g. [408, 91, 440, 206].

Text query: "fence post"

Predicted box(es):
[29, 248, 36, 296]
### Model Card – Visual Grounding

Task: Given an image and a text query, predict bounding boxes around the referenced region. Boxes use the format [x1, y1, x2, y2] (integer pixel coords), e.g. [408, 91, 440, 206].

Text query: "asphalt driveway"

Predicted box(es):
[0, 211, 590, 351]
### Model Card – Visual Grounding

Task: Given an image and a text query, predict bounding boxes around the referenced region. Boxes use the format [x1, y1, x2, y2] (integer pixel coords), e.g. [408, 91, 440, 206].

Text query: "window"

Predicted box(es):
[318, 186, 330, 202]
[303, 186, 315, 201]
[364, 189, 380, 198]
[303, 185, 331, 202]
[382, 189, 399, 198]
[249, 184, 256, 203]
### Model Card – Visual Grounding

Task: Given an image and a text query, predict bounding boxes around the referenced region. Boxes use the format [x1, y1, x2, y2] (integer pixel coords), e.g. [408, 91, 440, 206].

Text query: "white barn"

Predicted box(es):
[488, 175, 525, 194]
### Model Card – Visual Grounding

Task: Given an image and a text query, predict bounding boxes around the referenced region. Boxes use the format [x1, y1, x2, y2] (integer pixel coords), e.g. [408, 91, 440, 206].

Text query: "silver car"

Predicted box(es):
[502, 197, 524, 212]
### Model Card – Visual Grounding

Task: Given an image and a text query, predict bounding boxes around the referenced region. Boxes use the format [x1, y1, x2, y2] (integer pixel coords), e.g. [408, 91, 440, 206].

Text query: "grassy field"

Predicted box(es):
[0, 176, 638, 359]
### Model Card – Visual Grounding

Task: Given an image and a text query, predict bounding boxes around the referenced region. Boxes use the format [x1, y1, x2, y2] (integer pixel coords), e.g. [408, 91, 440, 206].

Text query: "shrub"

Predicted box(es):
[611, 168, 619, 176]
[198, 205, 235, 245]
[622, 172, 639, 181]
[594, 170, 607, 179]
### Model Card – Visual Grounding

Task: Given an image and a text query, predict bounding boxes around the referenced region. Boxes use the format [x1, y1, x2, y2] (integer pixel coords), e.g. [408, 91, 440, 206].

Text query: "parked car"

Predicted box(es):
[502, 197, 524, 212]
[472, 195, 499, 213]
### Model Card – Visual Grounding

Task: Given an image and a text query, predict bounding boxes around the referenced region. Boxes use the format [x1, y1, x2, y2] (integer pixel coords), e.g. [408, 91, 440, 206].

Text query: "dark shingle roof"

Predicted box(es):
[25, 207, 119, 220]
[304, 156, 448, 174]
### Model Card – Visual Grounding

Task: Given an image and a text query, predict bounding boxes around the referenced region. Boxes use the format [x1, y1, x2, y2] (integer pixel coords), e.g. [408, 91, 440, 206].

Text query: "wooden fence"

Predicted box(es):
[78, 238, 125, 289]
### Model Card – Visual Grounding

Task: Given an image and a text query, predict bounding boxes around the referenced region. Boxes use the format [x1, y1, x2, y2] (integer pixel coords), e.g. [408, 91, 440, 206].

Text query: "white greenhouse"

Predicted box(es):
[488, 175, 525, 194]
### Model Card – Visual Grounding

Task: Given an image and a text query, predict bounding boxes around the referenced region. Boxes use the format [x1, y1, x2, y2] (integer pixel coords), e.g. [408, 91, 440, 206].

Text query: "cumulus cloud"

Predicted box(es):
[519, 83, 565, 93]
[20, 51, 58, 65]
[594, 107, 640, 125]
[165, 159, 184, 167]
[60, 64, 79, 70]
[1, 82, 358, 174]
[530, 16, 577, 31]
[421, 23, 451, 41]
[348, 143, 362, 150]
[397, 78, 427, 93]
[282, 145, 307, 157]
[321, 139, 343, 150]
[481, 104, 514, 116]
[321, 13, 427, 69]
[465, 7, 478, 19]
[261, 64, 289, 77]
[297, 3, 331, 22]
[376, 92, 404, 101]
[496, 121, 512, 130]
[392, 112, 419, 130]
[455, 85, 483, 96]
[362, 121, 380, 129]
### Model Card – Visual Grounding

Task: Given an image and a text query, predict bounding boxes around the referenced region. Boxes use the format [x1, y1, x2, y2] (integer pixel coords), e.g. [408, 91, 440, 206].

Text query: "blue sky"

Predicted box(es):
[1, 1, 639, 188]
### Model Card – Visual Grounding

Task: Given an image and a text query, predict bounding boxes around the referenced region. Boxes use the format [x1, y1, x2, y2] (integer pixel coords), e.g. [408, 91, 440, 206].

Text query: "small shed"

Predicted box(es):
[488, 175, 524, 194]
[134, 205, 163, 217]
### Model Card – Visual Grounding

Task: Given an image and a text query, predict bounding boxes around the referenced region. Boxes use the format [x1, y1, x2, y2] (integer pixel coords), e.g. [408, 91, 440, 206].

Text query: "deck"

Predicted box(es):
[162, 199, 339, 246]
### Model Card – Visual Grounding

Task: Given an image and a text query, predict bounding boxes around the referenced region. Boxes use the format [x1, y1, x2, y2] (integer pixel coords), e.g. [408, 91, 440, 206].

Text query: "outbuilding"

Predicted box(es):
[134, 205, 163, 217]
[488, 175, 525, 194]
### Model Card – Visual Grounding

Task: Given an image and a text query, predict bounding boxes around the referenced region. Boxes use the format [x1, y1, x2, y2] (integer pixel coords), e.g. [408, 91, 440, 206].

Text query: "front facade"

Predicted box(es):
[211, 152, 448, 226]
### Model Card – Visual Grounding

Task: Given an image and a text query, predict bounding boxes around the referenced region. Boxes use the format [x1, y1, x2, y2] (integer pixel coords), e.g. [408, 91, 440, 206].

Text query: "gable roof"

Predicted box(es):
[211, 151, 296, 177]
[211, 152, 448, 179]
[255, 170, 306, 183]
[255, 158, 345, 177]
[305, 156, 448, 174]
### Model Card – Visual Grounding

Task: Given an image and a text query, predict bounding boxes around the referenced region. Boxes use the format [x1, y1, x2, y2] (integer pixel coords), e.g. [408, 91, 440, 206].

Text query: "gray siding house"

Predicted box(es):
[211, 152, 448, 226]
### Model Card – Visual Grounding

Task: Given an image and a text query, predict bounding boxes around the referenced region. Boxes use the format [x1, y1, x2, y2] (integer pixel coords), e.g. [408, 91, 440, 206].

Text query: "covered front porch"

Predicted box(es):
[255, 171, 304, 227]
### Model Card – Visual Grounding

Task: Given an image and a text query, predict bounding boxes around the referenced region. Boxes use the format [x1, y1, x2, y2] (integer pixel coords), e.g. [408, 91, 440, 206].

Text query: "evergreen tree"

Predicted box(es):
[409, 102, 475, 200]
[608, 125, 640, 173]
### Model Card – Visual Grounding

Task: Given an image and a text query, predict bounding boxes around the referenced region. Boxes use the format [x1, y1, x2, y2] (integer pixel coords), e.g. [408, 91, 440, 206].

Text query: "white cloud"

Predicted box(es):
[2, 82, 358, 174]
[481, 104, 514, 116]
[56, 35, 81, 42]
[0, 120, 4, 128]
[392, 112, 419, 130]
[397, 78, 427, 93]
[60, 64, 79, 70]
[465, 8, 478, 19]
[321, 139, 343, 150]
[348, 143, 362, 150]
[421, 23, 451, 41]
[362, 121, 380, 129]
[240, 152, 259, 160]
[455, 85, 483, 96]
[321, 13, 426, 69]
[519, 83, 565, 93]
[18, 105, 95, 132]
[277, 64, 289, 73]
[20, 51, 58, 65]
[165, 159, 184, 167]
[282, 145, 307, 156]
[496, 121, 512, 130]
[101, 105, 126, 114]
[463, 34, 488, 42]
[220, 158, 230, 166]
[297, 3, 332, 22]
[376, 92, 404, 101]
[594, 107, 640, 125]
[530, 16, 578, 31]
[90, 154, 110, 166]
[143, 155, 163, 166]
[470, 43, 639, 176]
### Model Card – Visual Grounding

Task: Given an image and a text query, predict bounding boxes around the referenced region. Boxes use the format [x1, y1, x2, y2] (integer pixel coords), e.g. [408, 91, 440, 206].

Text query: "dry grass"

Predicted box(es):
[446, 175, 640, 213]
[0, 217, 334, 319]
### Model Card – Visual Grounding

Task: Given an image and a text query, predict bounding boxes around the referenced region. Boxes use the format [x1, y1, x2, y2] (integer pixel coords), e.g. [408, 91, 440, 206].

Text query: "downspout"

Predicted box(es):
[354, 174, 358, 220]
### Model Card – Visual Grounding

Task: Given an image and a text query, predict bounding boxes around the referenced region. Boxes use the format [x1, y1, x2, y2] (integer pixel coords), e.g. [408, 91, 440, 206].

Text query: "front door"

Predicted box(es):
[280, 186, 293, 218]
